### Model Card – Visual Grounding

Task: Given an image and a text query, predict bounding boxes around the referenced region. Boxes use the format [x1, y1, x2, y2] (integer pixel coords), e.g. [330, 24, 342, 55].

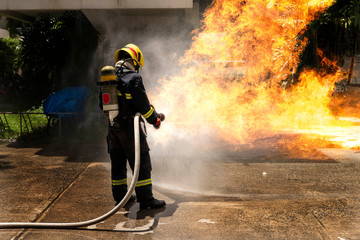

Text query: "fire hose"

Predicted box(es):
[0, 112, 142, 229]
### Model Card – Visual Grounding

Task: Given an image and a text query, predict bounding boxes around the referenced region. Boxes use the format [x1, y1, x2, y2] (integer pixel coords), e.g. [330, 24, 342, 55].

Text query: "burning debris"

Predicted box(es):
[150, 0, 359, 150]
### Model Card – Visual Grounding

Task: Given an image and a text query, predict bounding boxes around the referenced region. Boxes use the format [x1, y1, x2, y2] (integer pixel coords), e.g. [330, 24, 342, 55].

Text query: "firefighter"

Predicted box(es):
[102, 43, 166, 209]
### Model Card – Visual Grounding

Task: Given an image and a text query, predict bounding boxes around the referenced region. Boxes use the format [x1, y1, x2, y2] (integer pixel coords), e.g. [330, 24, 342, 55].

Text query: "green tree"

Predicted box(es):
[0, 37, 20, 83]
[297, 1, 357, 72]
[1, 11, 99, 111]
[0, 37, 21, 109]
[342, 0, 360, 82]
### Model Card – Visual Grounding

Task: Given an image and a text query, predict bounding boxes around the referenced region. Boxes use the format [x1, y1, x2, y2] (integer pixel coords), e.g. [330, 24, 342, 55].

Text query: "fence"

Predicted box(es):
[0, 112, 106, 139]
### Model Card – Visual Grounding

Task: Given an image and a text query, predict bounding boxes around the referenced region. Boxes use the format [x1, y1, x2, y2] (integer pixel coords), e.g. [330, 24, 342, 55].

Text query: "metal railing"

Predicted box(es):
[0, 112, 45, 137]
[0, 112, 106, 139]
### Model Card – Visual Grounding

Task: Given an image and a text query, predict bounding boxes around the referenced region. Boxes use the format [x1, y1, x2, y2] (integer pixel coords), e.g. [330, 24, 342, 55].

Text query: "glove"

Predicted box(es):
[154, 117, 161, 130]
[150, 104, 165, 126]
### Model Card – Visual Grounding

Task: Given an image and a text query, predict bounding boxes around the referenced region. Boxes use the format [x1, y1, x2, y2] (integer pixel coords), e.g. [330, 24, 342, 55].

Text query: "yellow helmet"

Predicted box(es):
[114, 43, 144, 69]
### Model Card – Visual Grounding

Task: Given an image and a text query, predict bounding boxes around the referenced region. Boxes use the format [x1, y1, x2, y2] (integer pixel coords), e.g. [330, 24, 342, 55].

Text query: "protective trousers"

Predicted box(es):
[107, 122, 153, 203]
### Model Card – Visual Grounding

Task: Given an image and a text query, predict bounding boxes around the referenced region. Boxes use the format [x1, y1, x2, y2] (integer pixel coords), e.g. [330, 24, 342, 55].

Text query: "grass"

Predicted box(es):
[0, 109, 49, 140]
[0, 105, 107, 143]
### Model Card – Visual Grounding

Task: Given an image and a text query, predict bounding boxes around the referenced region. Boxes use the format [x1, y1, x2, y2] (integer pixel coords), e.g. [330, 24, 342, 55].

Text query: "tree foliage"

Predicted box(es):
[296, 0, 360, 72]
[0, 37, 20, 83]
[346, 0, 360, 31]
[0, 37, 21, 105]
[0, 11, 99, 111]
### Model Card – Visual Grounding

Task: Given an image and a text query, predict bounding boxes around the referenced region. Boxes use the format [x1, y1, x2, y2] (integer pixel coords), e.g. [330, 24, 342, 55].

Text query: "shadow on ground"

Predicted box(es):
[5, 139, 109, 163]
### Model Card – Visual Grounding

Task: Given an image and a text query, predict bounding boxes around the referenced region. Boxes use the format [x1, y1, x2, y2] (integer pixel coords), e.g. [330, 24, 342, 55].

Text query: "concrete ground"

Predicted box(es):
[0, 136, 359, 240]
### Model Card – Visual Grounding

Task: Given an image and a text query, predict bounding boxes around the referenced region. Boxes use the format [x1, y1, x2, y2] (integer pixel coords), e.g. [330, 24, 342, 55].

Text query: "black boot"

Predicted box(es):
[139, 198, 166, 209]
[115, 194, 136, 206]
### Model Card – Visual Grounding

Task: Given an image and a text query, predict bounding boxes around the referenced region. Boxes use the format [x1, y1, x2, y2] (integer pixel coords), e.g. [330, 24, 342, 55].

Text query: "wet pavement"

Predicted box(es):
[0, 138, 359, 240]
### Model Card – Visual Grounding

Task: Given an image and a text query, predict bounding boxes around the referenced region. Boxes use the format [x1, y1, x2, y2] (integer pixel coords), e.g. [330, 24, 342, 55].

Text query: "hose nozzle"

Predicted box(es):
[159, 113, 165, 122]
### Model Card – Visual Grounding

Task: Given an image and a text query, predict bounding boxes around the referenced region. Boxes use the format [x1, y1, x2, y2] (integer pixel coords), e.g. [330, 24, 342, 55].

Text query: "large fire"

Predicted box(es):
[151, 0, 360, 150]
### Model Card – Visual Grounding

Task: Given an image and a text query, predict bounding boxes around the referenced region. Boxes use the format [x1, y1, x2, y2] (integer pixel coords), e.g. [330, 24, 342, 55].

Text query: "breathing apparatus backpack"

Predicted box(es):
[97, 59, 139, 126]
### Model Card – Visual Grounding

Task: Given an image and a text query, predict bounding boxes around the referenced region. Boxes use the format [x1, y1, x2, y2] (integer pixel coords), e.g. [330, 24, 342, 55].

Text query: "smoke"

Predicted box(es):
[87, 9, 193, 88]
[82, 9, 210, 192]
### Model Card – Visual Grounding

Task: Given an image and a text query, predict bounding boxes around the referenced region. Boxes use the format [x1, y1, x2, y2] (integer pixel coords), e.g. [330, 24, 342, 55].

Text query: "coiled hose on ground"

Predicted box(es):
[0, 113, 142, 229]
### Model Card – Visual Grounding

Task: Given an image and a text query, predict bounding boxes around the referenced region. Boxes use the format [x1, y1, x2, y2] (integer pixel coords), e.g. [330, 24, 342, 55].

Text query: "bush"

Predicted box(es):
[0, 37, 21, 111]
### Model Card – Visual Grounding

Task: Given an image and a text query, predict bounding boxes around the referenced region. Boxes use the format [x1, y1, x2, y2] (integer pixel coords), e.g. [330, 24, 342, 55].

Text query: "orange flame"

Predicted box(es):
[151, 0, 360, 149]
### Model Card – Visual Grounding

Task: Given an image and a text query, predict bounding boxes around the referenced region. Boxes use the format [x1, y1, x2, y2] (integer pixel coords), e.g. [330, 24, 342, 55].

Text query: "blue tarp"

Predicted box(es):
[43, 86, 92, 119]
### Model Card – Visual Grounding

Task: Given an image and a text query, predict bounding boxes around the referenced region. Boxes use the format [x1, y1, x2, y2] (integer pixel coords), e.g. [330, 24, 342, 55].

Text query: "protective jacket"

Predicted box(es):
[115, 68, 159, 127]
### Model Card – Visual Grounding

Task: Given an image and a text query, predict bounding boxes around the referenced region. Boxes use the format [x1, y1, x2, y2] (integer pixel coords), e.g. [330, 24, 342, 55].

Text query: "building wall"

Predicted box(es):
[0, 0, 192, 10]
[0, 16, 8, 37]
